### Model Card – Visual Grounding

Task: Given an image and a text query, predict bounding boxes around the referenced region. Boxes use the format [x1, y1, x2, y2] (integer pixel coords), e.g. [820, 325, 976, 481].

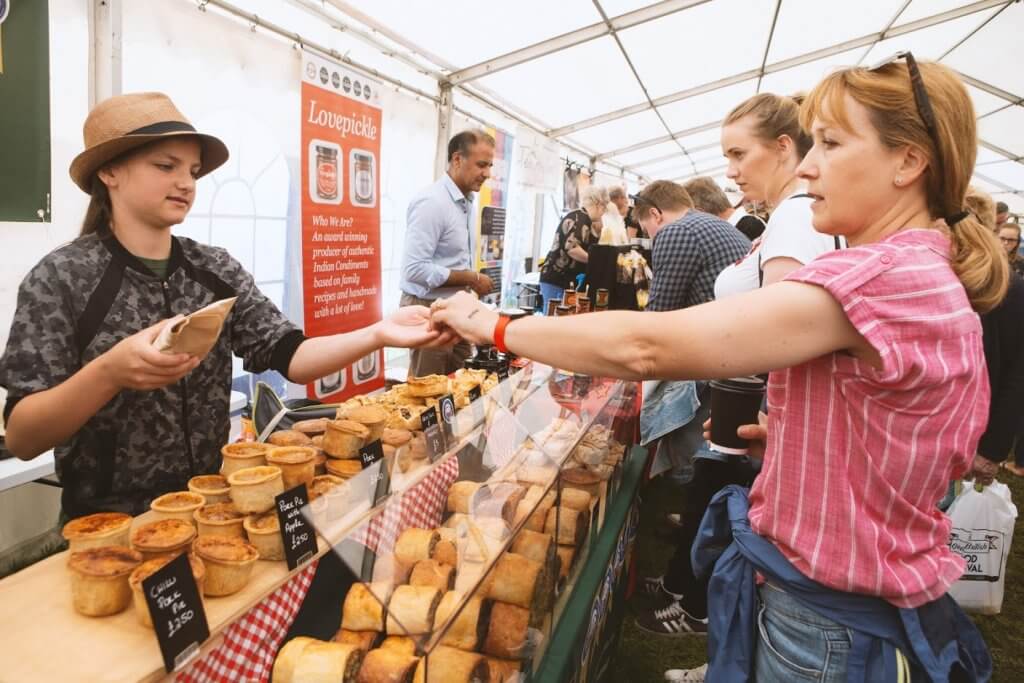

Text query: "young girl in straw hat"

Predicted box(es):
[0, 92, 453, 519]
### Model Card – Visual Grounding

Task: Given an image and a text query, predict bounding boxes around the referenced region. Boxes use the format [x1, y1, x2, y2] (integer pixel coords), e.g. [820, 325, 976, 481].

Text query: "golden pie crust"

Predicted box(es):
[273, 637, 316, 683]
[561, 467, 602, 497]
[150, 491, 206, 525]
[68, 546, 143, 617]
[309, 475, 349, 524]
[309, 474, 345, 499]
[292, 418, 330, 435]
[243, 511, 284, 562]
[266, 446, 317, 491]
[407, 374, 449, 398]
[129, 553, 206, 628]
[325, 458, 362, 480]
[322, 420, 369, 459]
[381, 428, 413, 448]
[220, 441, 273, 476]
[61, 512, 132, 553]
[345, 405, 388, 443]
[268, 429, 313, 447]
[131, 519, 197, 561]
[193, 535, 260, 596]
[228, 465, 285, 514]
[390, 405, 428, 431]
[188, 474, 231, 504]
[194, 502, 247, 539]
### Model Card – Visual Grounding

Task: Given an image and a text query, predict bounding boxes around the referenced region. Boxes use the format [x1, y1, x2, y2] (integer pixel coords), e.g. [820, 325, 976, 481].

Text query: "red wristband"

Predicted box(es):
[493, 315, 512, 353]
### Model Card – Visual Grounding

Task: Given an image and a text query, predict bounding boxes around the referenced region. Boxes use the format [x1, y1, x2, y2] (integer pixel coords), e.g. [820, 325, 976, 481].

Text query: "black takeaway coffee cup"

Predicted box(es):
[708, 376, 766, 455]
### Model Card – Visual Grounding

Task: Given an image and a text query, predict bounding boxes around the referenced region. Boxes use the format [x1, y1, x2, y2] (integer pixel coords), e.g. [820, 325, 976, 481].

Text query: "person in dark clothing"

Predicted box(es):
[610, 185, 644, 238]
[974, 273, 1024, 480]
[961, 187, 1024, 481]
[539, 186, 606, 311]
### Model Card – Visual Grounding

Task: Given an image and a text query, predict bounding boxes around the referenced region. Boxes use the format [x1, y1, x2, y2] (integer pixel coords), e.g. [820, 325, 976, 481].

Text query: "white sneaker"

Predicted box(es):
[664, 663, 708, 682]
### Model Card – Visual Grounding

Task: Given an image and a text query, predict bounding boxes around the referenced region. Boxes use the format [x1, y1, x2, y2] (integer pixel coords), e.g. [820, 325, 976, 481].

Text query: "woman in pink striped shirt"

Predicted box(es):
[432, 58, 1007, 679]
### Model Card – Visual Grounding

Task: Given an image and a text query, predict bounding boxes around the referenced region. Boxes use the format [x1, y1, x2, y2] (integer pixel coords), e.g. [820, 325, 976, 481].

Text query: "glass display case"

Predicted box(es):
[300, 362, 638, 681]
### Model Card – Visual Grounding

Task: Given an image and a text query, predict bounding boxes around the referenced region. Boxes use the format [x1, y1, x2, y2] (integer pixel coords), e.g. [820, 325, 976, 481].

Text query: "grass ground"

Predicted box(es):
[611, 473, 1024, 682]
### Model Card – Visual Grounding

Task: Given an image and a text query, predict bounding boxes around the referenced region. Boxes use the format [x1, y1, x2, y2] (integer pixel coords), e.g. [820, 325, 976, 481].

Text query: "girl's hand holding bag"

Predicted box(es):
[153, 297, 237, 357]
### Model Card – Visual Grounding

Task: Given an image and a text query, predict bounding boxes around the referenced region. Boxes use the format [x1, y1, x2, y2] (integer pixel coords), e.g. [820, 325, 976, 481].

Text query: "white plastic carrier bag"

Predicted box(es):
[946, 480, 1018, 615]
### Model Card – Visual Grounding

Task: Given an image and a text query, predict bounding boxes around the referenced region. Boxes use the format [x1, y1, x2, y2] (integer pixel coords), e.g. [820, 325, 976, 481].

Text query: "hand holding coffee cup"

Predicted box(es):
[706, 377, 767, 456]
[702, 412, 768, 460]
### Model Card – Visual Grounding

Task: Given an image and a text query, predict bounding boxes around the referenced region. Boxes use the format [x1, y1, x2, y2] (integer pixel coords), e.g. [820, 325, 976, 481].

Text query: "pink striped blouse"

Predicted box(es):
[748, 228, 989, 608]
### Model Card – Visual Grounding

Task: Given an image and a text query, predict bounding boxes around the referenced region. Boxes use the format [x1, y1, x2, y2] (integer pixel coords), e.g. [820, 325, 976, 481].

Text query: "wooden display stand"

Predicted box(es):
[0, 512, 327, 682]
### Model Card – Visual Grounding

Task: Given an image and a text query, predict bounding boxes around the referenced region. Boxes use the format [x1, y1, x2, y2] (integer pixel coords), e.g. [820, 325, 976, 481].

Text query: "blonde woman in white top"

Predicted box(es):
[715, 93, 842, 300]
[613, 94, 847, 663]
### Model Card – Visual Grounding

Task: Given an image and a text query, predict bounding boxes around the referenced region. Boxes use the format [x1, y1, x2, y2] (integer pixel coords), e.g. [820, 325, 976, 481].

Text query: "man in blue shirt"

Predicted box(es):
[400, 130, 495, 376]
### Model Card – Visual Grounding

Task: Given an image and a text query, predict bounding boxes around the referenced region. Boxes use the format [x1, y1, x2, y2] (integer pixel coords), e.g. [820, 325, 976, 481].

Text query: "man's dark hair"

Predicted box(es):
[447, 129, 496, 162]
[996, 201, 1009, 214]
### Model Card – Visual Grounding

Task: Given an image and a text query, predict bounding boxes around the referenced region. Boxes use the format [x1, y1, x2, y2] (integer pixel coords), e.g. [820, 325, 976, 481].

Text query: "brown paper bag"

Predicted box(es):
[153, 297, 237, 356]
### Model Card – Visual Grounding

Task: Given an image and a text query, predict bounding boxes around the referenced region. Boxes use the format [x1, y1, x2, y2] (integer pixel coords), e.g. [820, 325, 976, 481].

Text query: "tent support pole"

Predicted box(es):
[434, 83, 454, 181]
[89, 0, 122, 107]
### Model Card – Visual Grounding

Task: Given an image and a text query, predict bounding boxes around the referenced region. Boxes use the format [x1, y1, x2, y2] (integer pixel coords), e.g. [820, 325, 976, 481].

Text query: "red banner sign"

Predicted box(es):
[300, 51, 384, 401]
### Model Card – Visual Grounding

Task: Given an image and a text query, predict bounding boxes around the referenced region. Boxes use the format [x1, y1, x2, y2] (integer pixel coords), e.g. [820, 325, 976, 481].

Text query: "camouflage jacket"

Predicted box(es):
[0, 234, 303, 517]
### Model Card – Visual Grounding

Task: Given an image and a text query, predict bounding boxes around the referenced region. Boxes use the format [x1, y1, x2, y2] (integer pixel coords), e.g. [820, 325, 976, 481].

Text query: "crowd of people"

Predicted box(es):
[2, 41, 1021, 682]
[429, 55, 1023, 682]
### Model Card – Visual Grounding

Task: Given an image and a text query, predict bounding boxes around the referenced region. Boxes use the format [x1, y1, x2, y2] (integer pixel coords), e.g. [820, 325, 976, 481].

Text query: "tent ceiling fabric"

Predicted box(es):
[222, 0, 1024, 206]
[473, 35, 648, 129]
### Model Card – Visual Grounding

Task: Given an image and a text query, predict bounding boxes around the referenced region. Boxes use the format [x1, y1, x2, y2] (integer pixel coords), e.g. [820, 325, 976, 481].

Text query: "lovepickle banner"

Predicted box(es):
[300, 50, 384, 401]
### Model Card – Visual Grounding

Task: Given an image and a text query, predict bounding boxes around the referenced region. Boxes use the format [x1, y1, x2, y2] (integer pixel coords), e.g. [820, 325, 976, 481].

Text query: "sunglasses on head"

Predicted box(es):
[630, 192, 661, 214]
[868, 50, 943, 173]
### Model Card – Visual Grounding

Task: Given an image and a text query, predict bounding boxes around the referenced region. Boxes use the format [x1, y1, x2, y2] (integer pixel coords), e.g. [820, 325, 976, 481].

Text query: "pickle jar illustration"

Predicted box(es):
[352, 151, 375, 206]
[315, 145, 339, 201]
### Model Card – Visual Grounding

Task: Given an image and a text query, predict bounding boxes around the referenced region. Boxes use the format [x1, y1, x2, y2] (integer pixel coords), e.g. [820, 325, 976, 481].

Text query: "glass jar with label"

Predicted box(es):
[316, 146, 339, 200]
[356, 353, 378, 382]
[353, 152, 374, 204]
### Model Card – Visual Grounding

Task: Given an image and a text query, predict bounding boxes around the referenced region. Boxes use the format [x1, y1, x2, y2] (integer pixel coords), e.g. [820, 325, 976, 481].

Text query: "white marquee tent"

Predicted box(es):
[1, 0, 1022, 406]
[196, 0, 1024, 211]
[0, 0, 1021, 581]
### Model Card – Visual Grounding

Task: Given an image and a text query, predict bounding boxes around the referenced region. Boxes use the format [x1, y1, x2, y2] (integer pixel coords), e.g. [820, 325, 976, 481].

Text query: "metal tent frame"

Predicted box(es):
[182, 0, 1024, 207]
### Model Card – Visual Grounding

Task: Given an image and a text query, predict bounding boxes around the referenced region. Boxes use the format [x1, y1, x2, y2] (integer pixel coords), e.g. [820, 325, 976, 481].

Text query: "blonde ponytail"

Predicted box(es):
[948, 215, 1008, 314]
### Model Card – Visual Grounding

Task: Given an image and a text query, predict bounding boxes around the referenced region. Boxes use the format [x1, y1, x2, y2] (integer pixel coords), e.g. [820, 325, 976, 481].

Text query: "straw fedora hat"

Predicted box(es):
[69, 92, 229, 193]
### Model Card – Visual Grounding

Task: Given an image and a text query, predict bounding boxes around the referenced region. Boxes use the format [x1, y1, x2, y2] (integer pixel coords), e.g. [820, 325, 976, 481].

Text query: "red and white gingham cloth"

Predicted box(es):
[174, 456, 459, 683]
[356, 455, 460, 553]
[176, 561, 317, 683]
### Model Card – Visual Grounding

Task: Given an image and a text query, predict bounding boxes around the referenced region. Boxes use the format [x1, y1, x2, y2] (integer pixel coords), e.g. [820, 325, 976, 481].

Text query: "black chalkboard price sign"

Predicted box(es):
[275, 484, 318, 570]
[359, 439, 391, 505]
[438, 394, 456, 441]
[141, 553, 210, 673]
[359, 439, 385, 469]
[421, 405, 446, 460]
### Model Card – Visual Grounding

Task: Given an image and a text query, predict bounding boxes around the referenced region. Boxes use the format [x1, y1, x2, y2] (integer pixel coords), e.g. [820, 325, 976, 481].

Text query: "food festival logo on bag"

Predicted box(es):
[949, 527, 1006, 580]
